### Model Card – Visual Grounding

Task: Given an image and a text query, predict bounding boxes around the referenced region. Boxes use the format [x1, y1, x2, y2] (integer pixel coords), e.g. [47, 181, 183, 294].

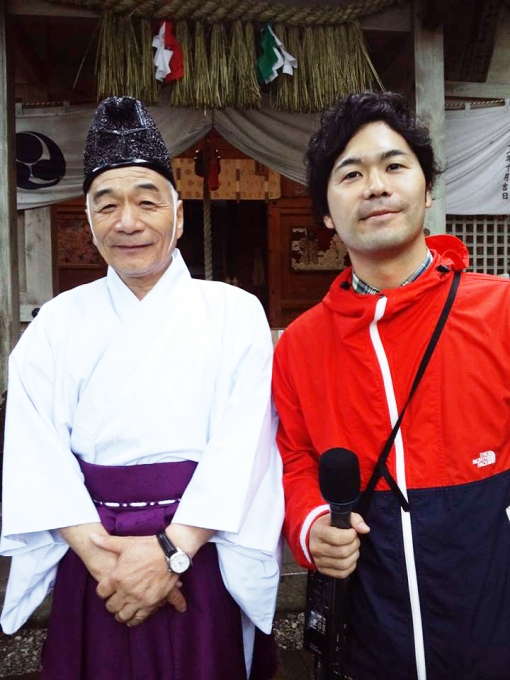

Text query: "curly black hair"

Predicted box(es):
[305, 91, 442, 222]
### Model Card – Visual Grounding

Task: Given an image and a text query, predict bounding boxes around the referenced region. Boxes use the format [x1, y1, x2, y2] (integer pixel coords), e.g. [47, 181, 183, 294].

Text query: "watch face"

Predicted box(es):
[169, 551, 191, 574]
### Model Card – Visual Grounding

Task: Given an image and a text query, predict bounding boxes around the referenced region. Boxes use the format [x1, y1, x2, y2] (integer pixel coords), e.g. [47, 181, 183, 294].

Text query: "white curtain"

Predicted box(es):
[444, 102, 510, 215]
[15, 105, 213, 210]
[15, 101, 510, 215]
[214, 106, 320, 184]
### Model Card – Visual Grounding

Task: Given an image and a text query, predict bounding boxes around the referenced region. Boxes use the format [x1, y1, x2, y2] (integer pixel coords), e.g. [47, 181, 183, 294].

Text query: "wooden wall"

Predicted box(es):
[52, 197, 106, 294]
[267, 196, 346, 328]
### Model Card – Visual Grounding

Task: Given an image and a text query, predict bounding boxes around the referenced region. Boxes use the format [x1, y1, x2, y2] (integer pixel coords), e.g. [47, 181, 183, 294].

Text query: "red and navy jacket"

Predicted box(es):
[273, 235, 510, 680]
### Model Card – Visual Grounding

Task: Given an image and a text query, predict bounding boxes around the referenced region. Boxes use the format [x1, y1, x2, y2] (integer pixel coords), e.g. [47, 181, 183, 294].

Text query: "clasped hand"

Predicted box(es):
[89, 534, 187, 628]
[309, 512, 370, 579]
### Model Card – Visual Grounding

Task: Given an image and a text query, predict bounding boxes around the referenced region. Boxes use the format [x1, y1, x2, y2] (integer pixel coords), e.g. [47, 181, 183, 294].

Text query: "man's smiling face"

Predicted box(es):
[324, 120, 432, 268]
[87, 166, 183, 293]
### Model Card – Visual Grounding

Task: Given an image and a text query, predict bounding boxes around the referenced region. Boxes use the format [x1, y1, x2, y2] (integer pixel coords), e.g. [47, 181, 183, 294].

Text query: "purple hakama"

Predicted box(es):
[41, 460, 277, 680]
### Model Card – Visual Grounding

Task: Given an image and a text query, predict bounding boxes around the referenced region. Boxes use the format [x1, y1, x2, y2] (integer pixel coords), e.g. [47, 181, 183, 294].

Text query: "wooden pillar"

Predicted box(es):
[0, 2, 19, 394]
[19, 207, 54, 322]
[414, 0, 446, 235]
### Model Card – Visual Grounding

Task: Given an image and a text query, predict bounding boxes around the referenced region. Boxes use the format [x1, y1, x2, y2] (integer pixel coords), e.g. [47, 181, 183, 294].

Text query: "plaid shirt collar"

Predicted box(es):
[351, 250, 433, 295]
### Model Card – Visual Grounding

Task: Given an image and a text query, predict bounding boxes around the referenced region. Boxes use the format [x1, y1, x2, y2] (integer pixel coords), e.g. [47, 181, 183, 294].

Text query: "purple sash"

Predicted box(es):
[41, 460, 276, 680]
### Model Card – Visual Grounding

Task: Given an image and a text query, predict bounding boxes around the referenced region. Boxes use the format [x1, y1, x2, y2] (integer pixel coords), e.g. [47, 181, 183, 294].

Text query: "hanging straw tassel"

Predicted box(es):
[317, 26, 334, 109]
[303, 26, 327, 112]
[210, 23, 230, 108]
[95, 13, 158, 105]
[321, 26, 334, 105]
[346, 21, 384, 92]
[333, 24, 354, 96]
[243, 22, 261, 108]
[122, 16, 143, 100]
[194, 22, 212, 108]
[322, 25, 346, 106]
[227, 21, 260, 109]
[170, 21, 194, 107]
[96, 13, 124, 99]
[286, 26, 309, 113]
[139, 18, 159, 105]
[123, 16, 158, 104]
[273, 24, 292, 111]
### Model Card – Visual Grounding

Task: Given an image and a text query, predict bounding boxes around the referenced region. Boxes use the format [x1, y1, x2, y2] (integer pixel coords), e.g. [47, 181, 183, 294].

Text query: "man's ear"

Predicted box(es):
[324, 214, 335, 230]
[425, 189, 432, 209]
[175, 200, 184, 240]
[85, 194, 97, 244]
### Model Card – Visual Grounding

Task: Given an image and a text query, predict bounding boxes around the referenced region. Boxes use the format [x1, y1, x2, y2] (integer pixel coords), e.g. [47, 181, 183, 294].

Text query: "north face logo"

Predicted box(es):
[472, 450, 496, 468]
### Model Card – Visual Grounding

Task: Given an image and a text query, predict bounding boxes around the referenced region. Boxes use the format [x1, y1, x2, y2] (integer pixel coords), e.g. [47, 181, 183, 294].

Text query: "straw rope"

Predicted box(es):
[93, 4, 384, 110]
[43, 0, 408, 26]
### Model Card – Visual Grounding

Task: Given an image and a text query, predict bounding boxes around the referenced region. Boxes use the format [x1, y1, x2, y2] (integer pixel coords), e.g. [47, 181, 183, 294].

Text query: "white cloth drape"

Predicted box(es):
[15, 101, 510, 215]
[444, 102, 510, 215]
[15, 106, 212, 210]
[214, 107, 320, 184]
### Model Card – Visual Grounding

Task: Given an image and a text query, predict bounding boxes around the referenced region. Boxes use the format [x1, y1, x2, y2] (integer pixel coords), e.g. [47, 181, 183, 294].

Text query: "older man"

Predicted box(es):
[273, 92, 510, 679]
[1, 97, 283, 680]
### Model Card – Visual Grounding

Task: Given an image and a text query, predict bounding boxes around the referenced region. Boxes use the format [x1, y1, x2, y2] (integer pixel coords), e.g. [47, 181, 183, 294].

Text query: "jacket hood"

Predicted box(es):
[424, 234, 469, 270]
[323, 234, 469, 319]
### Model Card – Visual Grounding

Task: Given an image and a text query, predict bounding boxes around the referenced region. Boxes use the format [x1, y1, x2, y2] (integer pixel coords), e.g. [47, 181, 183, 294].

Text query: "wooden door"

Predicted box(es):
[267, 197, 347, 327]
[52, 197, 107, 294]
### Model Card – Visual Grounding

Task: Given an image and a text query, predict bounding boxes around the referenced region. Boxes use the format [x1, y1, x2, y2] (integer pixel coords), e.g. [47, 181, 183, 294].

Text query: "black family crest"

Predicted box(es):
[16, 132, 66, 190]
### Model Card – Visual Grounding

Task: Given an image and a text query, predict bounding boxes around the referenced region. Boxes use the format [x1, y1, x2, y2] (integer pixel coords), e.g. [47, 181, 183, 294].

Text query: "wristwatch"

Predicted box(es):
[157, 532, 192, 574]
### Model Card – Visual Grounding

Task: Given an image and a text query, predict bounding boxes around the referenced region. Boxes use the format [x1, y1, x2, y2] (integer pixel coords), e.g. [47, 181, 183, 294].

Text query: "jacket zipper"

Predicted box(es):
[369, 296, 427, 680]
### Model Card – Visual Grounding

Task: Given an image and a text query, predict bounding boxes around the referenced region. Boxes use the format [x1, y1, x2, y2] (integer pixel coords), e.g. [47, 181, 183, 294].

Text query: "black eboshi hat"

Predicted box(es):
[82, 96, 175, 194]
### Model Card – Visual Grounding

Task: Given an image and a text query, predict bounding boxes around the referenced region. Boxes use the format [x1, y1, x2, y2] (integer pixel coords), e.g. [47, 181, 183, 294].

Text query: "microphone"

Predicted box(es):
[305, 449, 361, 679]
[319, 448, 361, 529]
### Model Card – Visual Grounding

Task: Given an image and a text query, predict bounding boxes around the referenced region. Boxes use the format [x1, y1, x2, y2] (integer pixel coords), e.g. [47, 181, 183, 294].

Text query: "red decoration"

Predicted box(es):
[160, 21, 184, 83]
[193, 136, 222, 190]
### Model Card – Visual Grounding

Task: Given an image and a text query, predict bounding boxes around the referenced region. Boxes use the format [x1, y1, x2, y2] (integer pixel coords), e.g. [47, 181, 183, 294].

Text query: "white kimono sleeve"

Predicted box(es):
[0, 306, 100, 633]
[173, 293, 284, 632]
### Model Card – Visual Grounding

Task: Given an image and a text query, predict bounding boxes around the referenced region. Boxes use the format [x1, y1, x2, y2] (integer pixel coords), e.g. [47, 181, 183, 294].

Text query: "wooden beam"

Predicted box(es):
[444, 0, 500, 83]
[0, 3, 20, 393]
[372, 33, 411, 77]
[445, 81, 510, 99]
[7, 0, 99, 18]
[414, 0, 445, 235]
[20, 207, 53, 322]
[361, 3, 412, 32]
[420, 0, 450, 30]
[12, 19, 50, 86]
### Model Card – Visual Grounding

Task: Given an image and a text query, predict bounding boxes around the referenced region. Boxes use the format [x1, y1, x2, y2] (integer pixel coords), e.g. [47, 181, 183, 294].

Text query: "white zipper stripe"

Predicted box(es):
[369, 296, 427, 680]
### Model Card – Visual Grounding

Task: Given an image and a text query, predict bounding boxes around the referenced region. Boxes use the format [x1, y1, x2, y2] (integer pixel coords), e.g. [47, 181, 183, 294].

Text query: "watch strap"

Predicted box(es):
[157, 531, 177, 558]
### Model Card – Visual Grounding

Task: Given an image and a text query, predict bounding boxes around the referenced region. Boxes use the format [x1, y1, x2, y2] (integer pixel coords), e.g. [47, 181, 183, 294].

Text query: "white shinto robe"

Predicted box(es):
[0, 250, 284, 655]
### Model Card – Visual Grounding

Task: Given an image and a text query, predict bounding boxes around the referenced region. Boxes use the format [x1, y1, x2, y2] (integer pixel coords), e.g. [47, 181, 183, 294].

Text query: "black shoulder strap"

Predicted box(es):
[358, 269, 461, 516]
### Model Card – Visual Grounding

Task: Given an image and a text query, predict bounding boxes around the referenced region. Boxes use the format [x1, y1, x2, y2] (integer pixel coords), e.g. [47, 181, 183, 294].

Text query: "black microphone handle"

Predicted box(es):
[329, 500, 358, 530]
[326, 502, 358, 679]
